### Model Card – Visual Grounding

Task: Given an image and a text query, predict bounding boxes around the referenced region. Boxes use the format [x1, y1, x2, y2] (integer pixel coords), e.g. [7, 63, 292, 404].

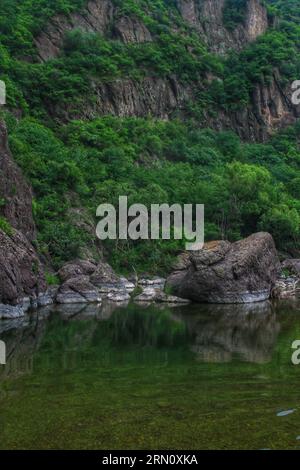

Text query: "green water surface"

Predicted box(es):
[1, 299, 300, 450]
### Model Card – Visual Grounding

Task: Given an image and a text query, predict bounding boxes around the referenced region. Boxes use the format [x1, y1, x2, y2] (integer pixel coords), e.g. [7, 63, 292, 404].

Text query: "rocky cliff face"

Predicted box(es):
[206, 70, 300, 141]
[35, 0, 268, 60]
[177, 0, 269, 54]
[0, 122, 46, 313]
[35, 0, 152, 61]
[0, 121, 35, 240]
[32, 0, 299, 141]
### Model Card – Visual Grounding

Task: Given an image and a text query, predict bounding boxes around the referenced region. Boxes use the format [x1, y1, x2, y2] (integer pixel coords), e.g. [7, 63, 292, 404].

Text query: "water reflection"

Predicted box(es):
[53, 299, 129, 320]
[0, 312, 49, 379]
[183, 302, 280, 363]
[0, 300, 284, 381]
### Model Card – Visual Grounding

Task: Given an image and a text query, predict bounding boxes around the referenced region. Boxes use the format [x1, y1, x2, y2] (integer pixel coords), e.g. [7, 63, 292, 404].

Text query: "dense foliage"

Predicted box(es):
[4, 114, 300, 272]
[0, 0, 300, 273]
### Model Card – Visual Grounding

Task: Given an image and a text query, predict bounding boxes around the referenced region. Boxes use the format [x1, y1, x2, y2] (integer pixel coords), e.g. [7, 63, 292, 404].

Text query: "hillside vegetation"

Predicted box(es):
[0, 0, 300, 273]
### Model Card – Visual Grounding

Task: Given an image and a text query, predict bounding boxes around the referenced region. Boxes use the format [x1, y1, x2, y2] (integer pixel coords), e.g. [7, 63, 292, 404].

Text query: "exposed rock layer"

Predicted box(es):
[0, 121, 46, 315]
[0, 121, 35, 240]
[33, 0, 300, 141]
[177, 0, 269, 54]
[0, 225, 46, 308]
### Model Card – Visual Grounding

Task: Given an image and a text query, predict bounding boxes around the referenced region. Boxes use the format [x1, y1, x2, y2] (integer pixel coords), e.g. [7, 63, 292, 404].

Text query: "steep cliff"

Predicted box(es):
[66, 70, 299, 142]
[206, 70, 300, 141]
[35, 0, 153, 61]
[0, 121, 35, 240]
[31, 0, 299, 141]
[177, 0, 269, 54]
[0, 0, 299, 280]
[0, 122, 46, 312]
[35, 0, 268, 60]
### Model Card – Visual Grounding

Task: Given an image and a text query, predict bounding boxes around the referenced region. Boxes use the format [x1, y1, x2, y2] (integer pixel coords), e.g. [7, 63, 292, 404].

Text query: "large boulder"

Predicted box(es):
[90, 261, 135, 295]
[58, 259, 98, 282]
[57, 259, 135, 303]
[166, 233, 280, 304]
[56, 275, 101, 304]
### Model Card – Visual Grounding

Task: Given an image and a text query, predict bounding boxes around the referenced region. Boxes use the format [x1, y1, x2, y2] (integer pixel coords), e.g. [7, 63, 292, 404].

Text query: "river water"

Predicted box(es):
[0, 299, 300, 450]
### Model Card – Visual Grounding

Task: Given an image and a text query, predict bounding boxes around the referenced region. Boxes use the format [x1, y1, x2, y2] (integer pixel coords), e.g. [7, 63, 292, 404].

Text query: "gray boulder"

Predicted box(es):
[166, 232, 280, 304]
[56, 275, 101, 304]
[0, 303, 25, 319]
[58, 259, 97, 282]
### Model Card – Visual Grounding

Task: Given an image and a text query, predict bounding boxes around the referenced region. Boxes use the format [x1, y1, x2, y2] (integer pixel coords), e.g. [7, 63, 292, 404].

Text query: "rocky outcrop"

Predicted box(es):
[35, 0, 152, 61]
[56, 275, 101, 304]
[177, 0, 269, 54]
[272, 258, 300, 299]
[113, 16, 152, 44]
[0, 121, 35, 240]
[51, 69, 299, 141]
[166, 233, 280, 304]
[0, 121, 46, 317]
[35, 0, 115, 60]
[32, 0, 298, 141]
[73, 77, 192, 121]
[35, 0, 267, 61]
[272, 276, 300, 299]
[208, 70, 300, 141]
[58, 259, 97, 282]
[0, 230, 46, 315]
[57, 259, 135, 304]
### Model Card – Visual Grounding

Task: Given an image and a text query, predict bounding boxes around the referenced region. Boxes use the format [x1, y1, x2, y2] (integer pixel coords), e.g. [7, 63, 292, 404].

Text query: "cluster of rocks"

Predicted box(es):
[1, 225, 300, 320]
[55, 260, 190, 306]
[56, 259, 134, 304]
[272, 259, 300, 299]
[134, 278, 190, 305]
[0, 257, 190, 319]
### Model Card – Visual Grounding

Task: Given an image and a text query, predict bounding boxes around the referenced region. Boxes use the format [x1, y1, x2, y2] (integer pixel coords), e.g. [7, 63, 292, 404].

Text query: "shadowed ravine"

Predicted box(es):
[1, 300, 300, 450]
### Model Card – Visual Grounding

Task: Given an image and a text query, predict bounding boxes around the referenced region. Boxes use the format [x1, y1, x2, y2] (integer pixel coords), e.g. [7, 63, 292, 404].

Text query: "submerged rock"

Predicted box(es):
[166, 233, 280, 304]
[277, 409, 296, 417]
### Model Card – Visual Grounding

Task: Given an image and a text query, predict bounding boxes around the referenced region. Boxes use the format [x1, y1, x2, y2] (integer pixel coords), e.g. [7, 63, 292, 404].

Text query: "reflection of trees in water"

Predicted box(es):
[0, 312, 50, 380]
[0, 302, 188, 379]
[94, 303, 188, 349]
[181, 302, 280, 364]
[0, 300, 282, 382]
